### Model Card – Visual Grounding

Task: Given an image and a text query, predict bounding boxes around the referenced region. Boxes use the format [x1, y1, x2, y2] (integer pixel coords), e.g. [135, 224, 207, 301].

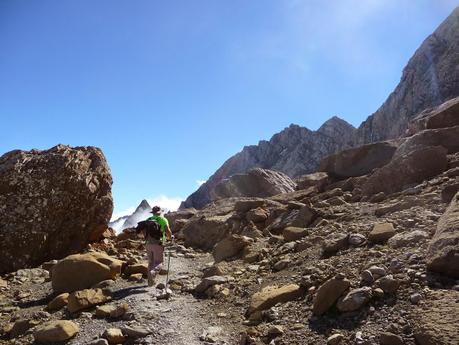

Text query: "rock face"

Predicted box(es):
[211, 168, 296, 200]
[0, 145, 113, 274]
[427, 191, 459, 278]
[181, 119, 356, 209]
[355, 7, 459, 144]
[362, 146, 448, 196]
[319, 141, 398, 178]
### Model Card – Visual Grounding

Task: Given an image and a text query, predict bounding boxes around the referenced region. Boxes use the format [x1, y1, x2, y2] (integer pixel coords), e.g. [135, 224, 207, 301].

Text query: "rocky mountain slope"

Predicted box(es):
[181, 118, 356, 209]
[109, 200, 152, 233]
[182, 6, 459, 210]
[1, 97, 458, 345]
[355, 6, 459, 144]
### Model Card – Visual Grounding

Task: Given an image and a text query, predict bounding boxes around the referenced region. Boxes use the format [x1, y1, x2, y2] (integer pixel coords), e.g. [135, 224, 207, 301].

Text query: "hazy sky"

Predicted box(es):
[1, 0, 458, 218]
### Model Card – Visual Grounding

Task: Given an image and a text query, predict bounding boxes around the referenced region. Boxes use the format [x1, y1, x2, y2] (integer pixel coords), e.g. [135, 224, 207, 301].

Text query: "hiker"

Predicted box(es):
[137, 205, 172, 286]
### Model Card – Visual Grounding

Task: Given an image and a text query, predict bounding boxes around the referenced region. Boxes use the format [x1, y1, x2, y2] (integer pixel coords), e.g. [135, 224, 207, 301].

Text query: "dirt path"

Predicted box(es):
[66, 244, 239, 345]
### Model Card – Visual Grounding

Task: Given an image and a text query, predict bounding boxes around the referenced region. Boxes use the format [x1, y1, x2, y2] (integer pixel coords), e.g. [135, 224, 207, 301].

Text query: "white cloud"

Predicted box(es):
[146, 195, 183, 213]
[111, 206, 136, 222]
[196, 179, 207, 186]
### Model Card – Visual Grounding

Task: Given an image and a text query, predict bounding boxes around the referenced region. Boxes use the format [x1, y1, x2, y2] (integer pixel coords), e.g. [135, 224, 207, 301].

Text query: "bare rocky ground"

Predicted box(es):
[0, 245, 241, 345]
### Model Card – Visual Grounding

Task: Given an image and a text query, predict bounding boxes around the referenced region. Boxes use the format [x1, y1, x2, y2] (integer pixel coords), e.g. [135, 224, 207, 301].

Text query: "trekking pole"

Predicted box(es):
[165, 237, 174, 290]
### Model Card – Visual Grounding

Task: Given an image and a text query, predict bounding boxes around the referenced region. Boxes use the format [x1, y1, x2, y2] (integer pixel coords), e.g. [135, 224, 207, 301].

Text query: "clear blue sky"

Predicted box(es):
[1, 0, 457, 218]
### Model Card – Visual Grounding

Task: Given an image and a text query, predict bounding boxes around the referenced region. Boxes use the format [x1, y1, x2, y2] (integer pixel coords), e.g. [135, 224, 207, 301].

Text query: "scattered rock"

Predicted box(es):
[67, 288, 112, 313]
[212, 235, 252, 262]
[195, 276, 228, 293]
[376, 275, 400, 294]
[336, 287, 372, 312]
[283, 227, 308, 242]
[95, 303, 128, 318]
[388, 230, 429, 249]
[313, 275, 351, 316]
[379, 332, 403, 345]
[368, 223, 396, 243]
[248, 284, 303, 315]
[47, 293, 70, 311]
[34, 320, 79, 343]
[103, 328, 125, 345]
[327, 333, 345, 345]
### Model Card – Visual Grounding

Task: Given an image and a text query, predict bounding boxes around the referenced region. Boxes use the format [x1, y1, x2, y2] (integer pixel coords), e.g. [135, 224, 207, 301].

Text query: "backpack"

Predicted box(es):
[136, 219, 162, 241]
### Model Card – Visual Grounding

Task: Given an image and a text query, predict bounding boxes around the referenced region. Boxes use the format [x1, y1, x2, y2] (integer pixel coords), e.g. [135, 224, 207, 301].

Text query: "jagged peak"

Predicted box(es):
[318, 116, 355, 133]
[137, 199, 151, 210]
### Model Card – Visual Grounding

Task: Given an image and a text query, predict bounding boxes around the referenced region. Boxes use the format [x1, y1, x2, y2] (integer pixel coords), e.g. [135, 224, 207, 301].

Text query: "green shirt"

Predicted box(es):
[147, 215, 169, 242]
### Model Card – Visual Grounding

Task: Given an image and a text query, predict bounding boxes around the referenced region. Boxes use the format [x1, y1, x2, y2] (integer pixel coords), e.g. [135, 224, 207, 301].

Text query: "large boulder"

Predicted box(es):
[427, 192, 459, 278]
[409, 96, 459, 133]
[182, 214, 232, 250]
[395, 126, 459, 158]
[362, 146, 448, 196]
[212, 235, 252, 262]
[319, 141, 398, 178]
[211, 168, 296, 200]
[52, 252, 123, 293]
[0, 145, 113, 274]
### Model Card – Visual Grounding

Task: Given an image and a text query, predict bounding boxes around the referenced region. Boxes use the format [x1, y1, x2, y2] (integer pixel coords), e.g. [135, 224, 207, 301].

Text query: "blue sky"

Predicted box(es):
[1, 0, 457, 219]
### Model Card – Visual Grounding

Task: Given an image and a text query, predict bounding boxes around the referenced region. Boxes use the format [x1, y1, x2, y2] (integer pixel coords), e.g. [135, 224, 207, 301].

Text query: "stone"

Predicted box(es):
[368, 266, 387, 278]
[0, 278, 7, 288]
[124, 263, 148, 277]
[362, 146, 448, 196]
[410, 293, 422, 305]
[360, 270, 374, 285]
[248, 284, 303, 314]
[283, 227, 308, 242]
[320, 140, 398, 178]
[10, 319, 40, 338]
[273, 258, 290, 271]
[103, 328, 125, 345]
[119, 325, 152, 338]
[411, 290, 459, 345]
[388, 230, 429, 249]
[47, 293, 70, 311]
[0, 145, 113, 274]
[348, 233, 366, 246]
[323, 233, 349, 255]
[379, 332, 404, 345]
[52, 252, 123, 293]
[33, 320, 79, 343]
[427, 192, 459, 278]
[336, 287, 372, 312]
[200, 326, 222, 343]
[296, 172, 330, 191]
[246, 207, 268, 223]
[195, 276, 228, 293]
[67, 288, 111, 313]
[327, 333, 344, 345]
[313, 275, 351, 316]
[290, 204, 318, 228]
[376, 275, 400, 294]
[212, 235, 252, 262]
[368, 223, 396, 243]
[88, 340, 109, 345]
[95, 303, 128, 318]
[128, 273, 143, 281]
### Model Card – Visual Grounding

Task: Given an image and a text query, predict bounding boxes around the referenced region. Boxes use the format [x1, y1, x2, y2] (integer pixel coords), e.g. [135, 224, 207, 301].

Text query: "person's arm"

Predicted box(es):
[166, 224, 172, 241]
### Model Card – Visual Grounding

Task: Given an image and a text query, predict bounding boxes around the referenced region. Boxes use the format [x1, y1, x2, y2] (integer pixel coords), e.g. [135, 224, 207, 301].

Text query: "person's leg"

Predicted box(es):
[151, 243, 164, 274]
[146, 243, 155, 286]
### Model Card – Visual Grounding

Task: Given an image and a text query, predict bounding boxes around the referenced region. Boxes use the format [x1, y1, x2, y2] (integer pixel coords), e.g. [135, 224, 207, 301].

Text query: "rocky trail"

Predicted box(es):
[0, 243, 242, 345]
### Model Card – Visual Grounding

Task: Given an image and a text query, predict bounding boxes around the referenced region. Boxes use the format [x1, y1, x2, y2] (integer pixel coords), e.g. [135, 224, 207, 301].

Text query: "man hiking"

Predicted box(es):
[138, 205, 172, 286]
